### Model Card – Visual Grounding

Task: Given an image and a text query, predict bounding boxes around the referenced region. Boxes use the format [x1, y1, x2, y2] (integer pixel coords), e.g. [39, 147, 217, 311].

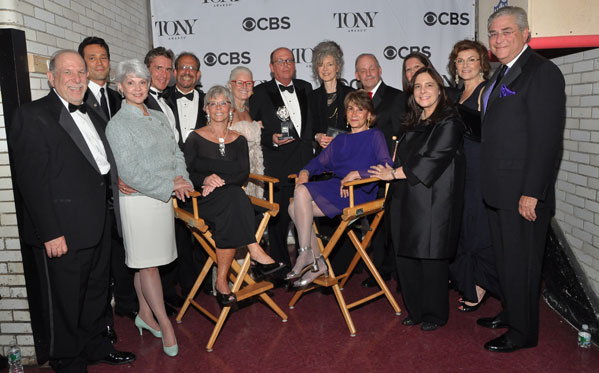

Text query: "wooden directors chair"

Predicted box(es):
[173, 174, 288, 351]
[289, 176, 401, 336]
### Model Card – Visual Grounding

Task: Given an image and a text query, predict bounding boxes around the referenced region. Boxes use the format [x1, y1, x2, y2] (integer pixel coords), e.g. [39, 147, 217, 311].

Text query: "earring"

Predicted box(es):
[455, 75, 459, 85]
[479, 71, 484, 80]
[366, 118, 371, 127]
[229, 111, 233, 122]
[206, 114, 211, 123]
[346, 121, 350, 130]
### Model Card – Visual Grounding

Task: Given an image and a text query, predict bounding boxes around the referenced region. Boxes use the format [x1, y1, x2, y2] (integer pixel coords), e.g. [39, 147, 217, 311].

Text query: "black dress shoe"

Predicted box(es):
[104, 326, 117, 344]
[361, 273, 391, 288]
[251, 260, 286, 277]
[401, 316, 420, 326]
[114, 309, 138, 321]
[97, 350, 136, 365]
[484, 334, 532, 353]
[477, 315, 508, 329]
[164, 303, 177, 317]
[421, 322, 439, 331]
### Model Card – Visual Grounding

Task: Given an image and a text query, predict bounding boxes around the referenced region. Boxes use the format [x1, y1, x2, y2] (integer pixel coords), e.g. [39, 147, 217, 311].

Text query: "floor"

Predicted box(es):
[25, 272, 598, 372]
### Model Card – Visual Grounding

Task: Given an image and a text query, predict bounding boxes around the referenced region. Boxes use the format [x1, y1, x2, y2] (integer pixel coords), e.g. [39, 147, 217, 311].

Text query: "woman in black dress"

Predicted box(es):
[447, 40, 501, 312]
[369, 67, 465, 331]
[183, 85, 284, 305]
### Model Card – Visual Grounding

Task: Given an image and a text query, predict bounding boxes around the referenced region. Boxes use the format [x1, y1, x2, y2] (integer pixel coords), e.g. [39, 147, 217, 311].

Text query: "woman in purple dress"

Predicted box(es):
[285, 90, 392, 287]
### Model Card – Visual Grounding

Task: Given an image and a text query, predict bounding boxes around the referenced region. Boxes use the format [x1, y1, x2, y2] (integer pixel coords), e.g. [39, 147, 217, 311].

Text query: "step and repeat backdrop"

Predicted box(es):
[150, 0, 474, 90]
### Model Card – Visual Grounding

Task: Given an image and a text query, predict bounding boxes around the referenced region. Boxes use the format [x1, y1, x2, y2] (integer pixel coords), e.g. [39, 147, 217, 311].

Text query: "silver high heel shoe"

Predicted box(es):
[284, 247, 318, 280]
[293, 256, 328, 287]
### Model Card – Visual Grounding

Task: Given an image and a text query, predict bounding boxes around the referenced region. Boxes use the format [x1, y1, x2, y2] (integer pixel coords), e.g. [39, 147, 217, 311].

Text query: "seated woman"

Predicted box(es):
[183, 85, 285, 306]
[286, 90, 392, 287]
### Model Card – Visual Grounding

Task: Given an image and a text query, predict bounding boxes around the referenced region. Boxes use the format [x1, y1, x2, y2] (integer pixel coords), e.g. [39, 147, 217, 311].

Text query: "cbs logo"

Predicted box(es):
[242, 16, 291, 31]
[204, 51, 251, 66]
[423, 11, 469, 26]
[383, 46, 431, 60]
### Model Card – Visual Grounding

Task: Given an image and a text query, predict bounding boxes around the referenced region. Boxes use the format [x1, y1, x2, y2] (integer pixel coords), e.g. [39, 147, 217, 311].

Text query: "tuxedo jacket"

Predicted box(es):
[371, 81, 406, 153]
[163, 86, 207, 149]
[481, 47, 565, 210]
[308, 81, 355, 137]
[9, 90, 120, 249]
[250, 78, 313, 185]
[84, 86, 122, 126]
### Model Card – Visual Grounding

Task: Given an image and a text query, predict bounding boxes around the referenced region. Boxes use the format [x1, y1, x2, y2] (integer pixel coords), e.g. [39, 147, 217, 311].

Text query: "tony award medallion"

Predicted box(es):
[276, 106, 294, 140]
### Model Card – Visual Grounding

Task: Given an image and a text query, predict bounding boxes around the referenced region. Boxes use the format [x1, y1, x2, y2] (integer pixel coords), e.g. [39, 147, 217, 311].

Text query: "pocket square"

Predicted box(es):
[499, 84, 515, 98]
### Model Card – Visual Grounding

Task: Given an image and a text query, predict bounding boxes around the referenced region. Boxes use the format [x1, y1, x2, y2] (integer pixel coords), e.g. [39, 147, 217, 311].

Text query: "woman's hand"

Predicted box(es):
[339, 170, 360, 198]
[315, 133, 334, 149]
[296, 170, 309, 186]
[201, 174, 225, 197]
[173, 176, 194, 201]
[368, 164, 405, 181]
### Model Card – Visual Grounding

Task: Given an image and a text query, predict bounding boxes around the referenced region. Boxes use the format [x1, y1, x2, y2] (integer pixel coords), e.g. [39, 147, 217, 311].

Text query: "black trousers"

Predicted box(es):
[268, 184, 294, 268]
[396, 256, 449, 325]
[487, 207, 550, 346]
[34, 211, 114, 373]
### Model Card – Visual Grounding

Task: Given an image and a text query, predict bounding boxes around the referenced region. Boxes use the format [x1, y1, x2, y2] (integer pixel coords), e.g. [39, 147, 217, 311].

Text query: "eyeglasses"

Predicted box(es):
[207, 101, 230, 108]
[455, 57, 480, 65]
[272, 59, 295, 65]
[488, 29, 517, 39]
[231, 80, 254, 88]
[178, 65, 198, 71]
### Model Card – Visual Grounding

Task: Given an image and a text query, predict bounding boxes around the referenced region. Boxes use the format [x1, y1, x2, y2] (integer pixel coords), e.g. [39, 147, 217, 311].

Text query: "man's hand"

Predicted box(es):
[118, 178, 137, 195]
[519, 195, 538, 221]
[272, 133, 295, 146]
[315, 133, 334, 149]
[44, 236, 68, 258]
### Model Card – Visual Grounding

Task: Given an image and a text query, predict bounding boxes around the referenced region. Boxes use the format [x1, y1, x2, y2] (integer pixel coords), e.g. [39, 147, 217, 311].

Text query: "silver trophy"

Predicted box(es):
[276, 106, 294, 140]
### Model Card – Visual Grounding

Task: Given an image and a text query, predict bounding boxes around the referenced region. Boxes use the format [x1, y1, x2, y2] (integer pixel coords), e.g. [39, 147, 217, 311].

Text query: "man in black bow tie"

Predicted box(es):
[479, 6, 565, 353]
[9, 50, 135, 371]
[250, 47, 313, 270]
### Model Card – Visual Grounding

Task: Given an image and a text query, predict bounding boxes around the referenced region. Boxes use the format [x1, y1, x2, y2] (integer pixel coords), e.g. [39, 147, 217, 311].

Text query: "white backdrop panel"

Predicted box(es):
[150, 0, 474, 90]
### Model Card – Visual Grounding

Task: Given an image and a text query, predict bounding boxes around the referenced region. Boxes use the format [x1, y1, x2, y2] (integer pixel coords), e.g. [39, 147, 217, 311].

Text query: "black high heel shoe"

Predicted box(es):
[251, 260, 285, 277]
[458, 293, 488, 312]
[215, 290, 237, 307]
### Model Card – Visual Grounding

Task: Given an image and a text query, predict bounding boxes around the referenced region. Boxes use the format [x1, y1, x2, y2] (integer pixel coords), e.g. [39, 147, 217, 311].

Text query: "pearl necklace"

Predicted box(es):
[208, 124, 229, 156]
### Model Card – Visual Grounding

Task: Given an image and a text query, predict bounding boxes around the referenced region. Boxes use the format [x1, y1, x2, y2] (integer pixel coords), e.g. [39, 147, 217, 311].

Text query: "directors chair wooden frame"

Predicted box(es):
[289, 176, 401, 336]
[173, 174, 287, 351]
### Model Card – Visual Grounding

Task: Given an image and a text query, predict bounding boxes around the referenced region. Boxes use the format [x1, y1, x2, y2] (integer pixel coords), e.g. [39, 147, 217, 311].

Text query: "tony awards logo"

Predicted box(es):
[276, 106, 293, 140]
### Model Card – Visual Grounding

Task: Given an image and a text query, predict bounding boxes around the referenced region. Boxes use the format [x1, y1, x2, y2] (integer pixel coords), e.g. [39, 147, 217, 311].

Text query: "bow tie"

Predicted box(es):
[175, 91, 194, 101]
[149, 90, 167, 99]
[68, 103, 87, 114]
[279, 84, 294, 94]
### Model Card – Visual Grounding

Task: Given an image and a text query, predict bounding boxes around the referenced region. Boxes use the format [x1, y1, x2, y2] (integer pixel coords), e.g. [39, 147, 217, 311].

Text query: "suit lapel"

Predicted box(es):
[84, 90, 108, 123]
[372, 82, 385, 109]
[145, 93, 162, 112]
[484, 47, 531, 117]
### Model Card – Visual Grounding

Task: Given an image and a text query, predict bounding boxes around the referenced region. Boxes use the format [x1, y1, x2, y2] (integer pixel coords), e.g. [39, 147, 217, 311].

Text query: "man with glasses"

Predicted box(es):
[478, 6, 565, 352]
[250, 47, 313, 273]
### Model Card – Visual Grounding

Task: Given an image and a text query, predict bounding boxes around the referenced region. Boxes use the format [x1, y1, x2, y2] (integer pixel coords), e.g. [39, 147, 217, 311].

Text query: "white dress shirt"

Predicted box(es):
[369, 79, 383, 98]
[175, 88, 199, 143]
[276, 79, 302, 137]
[56, 90, 111, 174]
[150, 87, 179, 143]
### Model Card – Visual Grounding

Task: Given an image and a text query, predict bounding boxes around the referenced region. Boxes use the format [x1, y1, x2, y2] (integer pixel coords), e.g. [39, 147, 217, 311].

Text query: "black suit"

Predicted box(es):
[308, 82, 354, 142]
[163, 86, 207, 150]
[250, 79, 313, 266]
[369, 81, 406, 278]
[481, 46, 565, 346]
[9, 90, 118, 369]
[84, 86, 121, 124]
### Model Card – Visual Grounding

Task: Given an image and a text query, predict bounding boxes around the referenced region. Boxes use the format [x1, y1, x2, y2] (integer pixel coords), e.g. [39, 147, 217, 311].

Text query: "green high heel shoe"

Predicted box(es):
[134, 315, 162, 338]
[162, 338, 179, 357]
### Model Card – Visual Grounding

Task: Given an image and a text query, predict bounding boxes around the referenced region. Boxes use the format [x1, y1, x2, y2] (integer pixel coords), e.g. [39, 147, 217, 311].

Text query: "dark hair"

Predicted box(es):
[78, 36, 110, 60]
[144, 46, 174, 68]
[447, 40, 490, 83]
[344, 90, 377, 127]
[404, 67, 455, 127]
[175, 52, 200, 71]
[401, 52, 432, 90]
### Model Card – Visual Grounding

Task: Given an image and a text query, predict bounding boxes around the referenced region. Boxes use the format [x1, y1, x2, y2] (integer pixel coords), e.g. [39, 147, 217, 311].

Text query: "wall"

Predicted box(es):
[553, 48, 599, 296]
[0, 0, 152, 364]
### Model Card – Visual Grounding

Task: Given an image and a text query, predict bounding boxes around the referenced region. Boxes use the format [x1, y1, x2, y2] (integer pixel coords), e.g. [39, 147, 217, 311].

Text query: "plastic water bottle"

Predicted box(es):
[578, 324, 592, 348]
[7, 339, 24, 373]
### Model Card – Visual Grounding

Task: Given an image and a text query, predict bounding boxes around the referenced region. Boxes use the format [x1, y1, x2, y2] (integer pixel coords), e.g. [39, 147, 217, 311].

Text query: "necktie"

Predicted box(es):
[492, 65, 508, 92]
[100, 87, 110, 119]
[175, 91, 194, 101]
[279, 84, 294, 94]
[68, 103, 87, 113]
[368, 91, 373, 99]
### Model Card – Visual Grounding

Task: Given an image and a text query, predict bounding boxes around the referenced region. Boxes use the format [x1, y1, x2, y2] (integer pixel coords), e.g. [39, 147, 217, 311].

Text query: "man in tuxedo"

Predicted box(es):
[163, 52, 207, 297]
[9, 50, 135, 371]
[354, 53, 405, 289]
[78, 37, 138, 341]
[250, 47, 313, 269]
[478, 6, 565, 352]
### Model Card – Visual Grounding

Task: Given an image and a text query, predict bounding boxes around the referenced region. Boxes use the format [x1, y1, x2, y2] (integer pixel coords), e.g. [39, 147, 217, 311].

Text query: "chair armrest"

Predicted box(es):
[249, 173, 279, 184]
[341, 177, 381, 187]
